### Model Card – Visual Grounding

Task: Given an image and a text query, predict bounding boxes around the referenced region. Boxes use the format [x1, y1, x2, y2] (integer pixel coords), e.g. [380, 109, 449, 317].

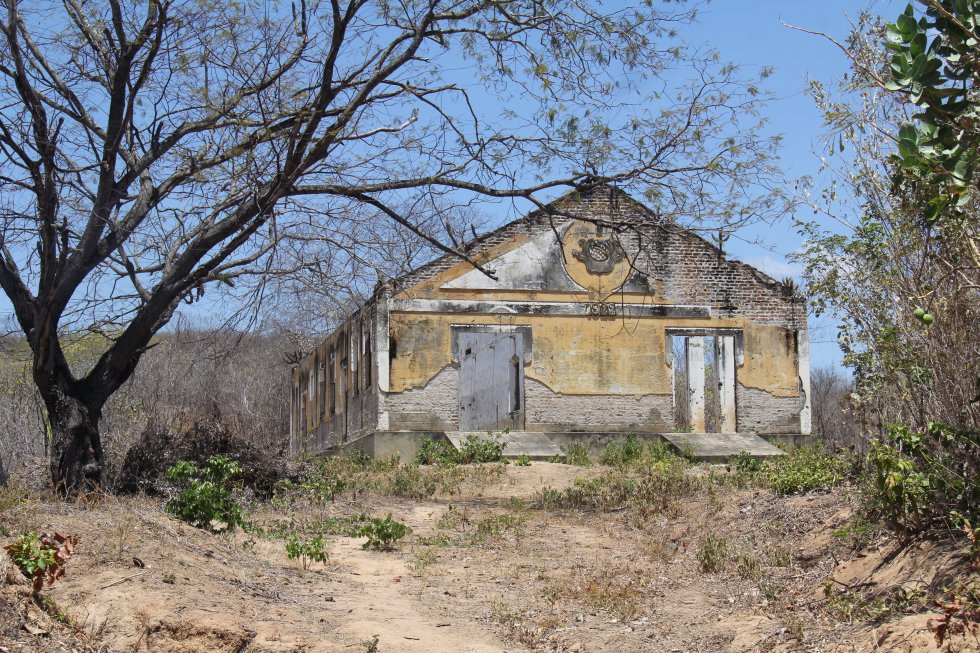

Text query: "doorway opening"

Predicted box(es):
[669, 330, 738, 433]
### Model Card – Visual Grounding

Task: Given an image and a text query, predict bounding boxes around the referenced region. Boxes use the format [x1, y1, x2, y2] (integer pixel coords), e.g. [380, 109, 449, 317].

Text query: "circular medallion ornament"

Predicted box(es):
[560, 221, 630, 295]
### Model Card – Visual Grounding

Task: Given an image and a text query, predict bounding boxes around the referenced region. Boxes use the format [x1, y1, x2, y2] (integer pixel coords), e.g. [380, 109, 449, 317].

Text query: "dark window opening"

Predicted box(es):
[512, 358, 521, 411]
[318, 359, 326, 419]
[328, 348, 336, 415]
[364, 331, 372, 389]
[352, 325, 360, 396]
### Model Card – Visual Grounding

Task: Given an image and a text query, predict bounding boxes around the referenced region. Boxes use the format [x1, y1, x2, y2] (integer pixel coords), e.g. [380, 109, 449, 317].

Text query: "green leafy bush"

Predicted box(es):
[458, 433, 507, 463]
[561, 441, 591, 466]
[3, 531, 78, 593]
[865, 423, 979, 546]
[514, 454, 532, 466]
[165, 455, 248, 532]
[357, 513, 410, 550]
[285, 533, 329, 570]
[599, 432, 643, 467]
[414, 437, 460, 466]
[760, 446, 853, 495]
[415, 433, 506, 465]
[728, 451, 763, 475]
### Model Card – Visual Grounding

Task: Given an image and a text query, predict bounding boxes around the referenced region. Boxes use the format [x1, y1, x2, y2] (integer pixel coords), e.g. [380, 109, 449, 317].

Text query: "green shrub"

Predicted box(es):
[561, 441, 591, 466]
[165, 455, 248, 533]
[728, 451, 764, 475]
[285, 532, 329, 570]
[414, 437, 460, 466]
[514, 454, 532, 466]
[761, 446, 852, 495]
[645, 440, 677, 463]
[458, 432, 507, 463]
[599, 432, 643, 467]
[535, 459, 692, 517]
[357, 513, 410, 550]
[865, 423, 980, 548]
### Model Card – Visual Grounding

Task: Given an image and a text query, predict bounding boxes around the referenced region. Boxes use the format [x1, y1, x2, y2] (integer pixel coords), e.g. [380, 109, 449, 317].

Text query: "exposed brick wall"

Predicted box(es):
[736, 383, 806, 434]
[525, 378, 673, 432]
[383, 365, 459, 431]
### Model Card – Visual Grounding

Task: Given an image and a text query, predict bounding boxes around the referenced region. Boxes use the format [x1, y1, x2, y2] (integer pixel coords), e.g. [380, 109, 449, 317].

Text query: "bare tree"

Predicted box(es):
[809, 365, 859, 450]
[0, 0, 781, 494]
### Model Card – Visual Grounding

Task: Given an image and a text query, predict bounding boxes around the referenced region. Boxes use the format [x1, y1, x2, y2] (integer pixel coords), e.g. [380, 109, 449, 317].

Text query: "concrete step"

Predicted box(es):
[660, 432, 786, 463]
[446, 431, 564, 460]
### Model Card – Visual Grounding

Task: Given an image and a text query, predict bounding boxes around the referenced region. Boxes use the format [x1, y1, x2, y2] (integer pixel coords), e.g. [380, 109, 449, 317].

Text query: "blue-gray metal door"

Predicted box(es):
[457, 330, 525, 431]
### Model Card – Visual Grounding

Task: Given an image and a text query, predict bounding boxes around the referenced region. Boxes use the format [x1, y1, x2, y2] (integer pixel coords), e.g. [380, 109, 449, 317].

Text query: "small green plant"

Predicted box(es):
[362, 635, 380, 653]
[357, 513, 410, 550]
[734, 551, 761, 580]
[728, 451, 764, 475]
[414, 436, 460, 465]
[408, 547, 438, 574]
[4, 531, 79, 593]
[458, 432, 507, 463]
[697, 534, 728, 573]
[165, 455, 248, 533]
[832, 516, 881, 551]
[514, 453, 532, 466]
[285, 532, 329, 570]
[599, 432, 643, 467]
[162, 572, 176, 584]
[561, 441, 591, 466]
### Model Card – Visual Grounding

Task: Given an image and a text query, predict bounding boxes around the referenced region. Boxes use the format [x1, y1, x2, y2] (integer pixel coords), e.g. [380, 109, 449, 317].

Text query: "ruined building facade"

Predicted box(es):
[289, 186, 811, 458]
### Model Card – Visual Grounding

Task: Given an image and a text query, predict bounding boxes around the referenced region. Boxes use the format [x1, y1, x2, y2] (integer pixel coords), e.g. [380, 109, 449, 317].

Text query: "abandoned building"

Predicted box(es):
[289, 185, 811, 460]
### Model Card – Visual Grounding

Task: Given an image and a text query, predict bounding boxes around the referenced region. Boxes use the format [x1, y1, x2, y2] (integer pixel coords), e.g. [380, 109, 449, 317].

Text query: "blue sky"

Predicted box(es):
[0, 0, 903, 372]
[691, 0, 900, 369]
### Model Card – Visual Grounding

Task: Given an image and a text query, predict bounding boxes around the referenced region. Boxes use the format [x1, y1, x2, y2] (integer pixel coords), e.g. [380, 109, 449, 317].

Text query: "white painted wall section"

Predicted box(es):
[798, 330, 812, 435]
[686, 337, 706, 432]
[718, 336, 737, 433]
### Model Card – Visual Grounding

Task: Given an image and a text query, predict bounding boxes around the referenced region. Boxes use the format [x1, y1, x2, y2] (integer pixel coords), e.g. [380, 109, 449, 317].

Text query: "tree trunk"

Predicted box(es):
[42, 388, 104, 496]
[0, 449, 7, 488]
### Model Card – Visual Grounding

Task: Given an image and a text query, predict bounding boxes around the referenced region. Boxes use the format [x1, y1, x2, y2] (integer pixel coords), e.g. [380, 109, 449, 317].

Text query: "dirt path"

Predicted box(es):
[2, 463, 974, 653]
[328, 530, 518, 652]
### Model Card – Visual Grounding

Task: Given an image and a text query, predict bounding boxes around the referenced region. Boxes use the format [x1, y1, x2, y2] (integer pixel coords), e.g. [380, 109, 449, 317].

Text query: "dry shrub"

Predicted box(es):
[544, 562, 647, 621]
[115, 420, 293, 499]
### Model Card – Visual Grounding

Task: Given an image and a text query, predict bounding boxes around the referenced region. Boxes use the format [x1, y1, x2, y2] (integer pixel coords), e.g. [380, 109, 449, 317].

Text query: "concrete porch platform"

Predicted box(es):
[660, 432, 786, 463]
[447, 431, 564, 460]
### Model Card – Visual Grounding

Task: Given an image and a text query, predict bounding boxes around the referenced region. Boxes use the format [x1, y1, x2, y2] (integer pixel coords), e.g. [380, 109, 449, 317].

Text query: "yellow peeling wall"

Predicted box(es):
[388, 312, 800, 398]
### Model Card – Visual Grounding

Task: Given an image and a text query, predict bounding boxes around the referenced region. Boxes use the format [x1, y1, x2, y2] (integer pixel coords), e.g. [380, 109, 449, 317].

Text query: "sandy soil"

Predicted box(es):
[0, 462, 977, 653]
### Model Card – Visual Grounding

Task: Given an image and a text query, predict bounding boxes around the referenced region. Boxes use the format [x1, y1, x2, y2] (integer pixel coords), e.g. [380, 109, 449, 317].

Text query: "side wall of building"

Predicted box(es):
[289, 303, 380, 456]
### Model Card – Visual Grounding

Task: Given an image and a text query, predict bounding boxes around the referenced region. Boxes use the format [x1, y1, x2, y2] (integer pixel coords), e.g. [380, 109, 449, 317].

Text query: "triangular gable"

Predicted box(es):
[441, 227, 583, 292]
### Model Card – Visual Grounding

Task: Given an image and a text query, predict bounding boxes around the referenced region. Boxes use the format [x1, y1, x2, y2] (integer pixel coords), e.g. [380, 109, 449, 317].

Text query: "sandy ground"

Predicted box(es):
[0, 462, 977, 653]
